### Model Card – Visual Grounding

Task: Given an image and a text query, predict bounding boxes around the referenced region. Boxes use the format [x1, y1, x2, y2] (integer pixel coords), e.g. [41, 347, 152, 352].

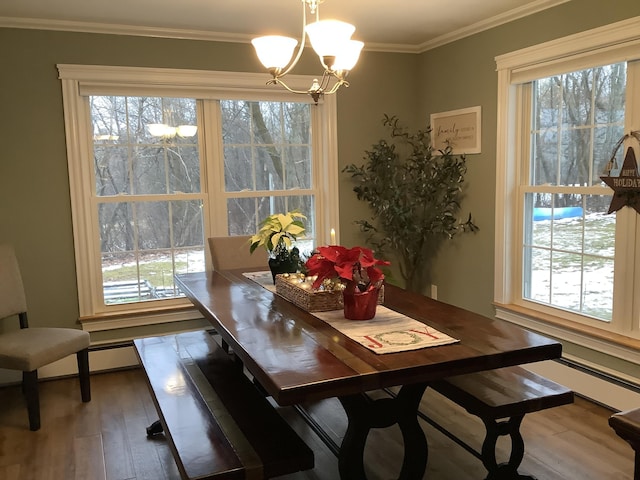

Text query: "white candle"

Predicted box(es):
[330, 228, 336, 245]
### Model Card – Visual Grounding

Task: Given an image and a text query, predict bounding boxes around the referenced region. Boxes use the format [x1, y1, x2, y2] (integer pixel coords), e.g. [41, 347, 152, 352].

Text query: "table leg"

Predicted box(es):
[338, 383, 428, 480]
[481, 415, 536, 480]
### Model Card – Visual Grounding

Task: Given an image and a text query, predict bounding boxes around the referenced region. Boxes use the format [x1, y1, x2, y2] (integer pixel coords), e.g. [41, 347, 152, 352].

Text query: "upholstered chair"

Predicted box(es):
[208, 235, 269, 271]
[207, 235, 269, 357]
[0, 244, 91, 430]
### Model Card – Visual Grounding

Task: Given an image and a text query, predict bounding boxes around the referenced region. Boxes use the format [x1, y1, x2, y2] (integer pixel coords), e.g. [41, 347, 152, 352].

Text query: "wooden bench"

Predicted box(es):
[609, 408, 640, 480]
[133, 331, 314, 479]
[430, 366, 574, 480]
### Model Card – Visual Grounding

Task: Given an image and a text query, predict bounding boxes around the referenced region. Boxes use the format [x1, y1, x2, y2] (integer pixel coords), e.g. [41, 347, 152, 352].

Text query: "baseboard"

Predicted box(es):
[0, 345, 141, 386]
[524, 358, 640, 412]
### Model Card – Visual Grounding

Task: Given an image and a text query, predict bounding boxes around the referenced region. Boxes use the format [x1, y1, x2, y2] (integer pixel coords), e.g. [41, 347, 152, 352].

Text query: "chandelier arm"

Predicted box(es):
[269, 78, 316, 96]
[324, 76, 350, 95]
[275, 1, 310, 79]
[319, 71, 333, 91]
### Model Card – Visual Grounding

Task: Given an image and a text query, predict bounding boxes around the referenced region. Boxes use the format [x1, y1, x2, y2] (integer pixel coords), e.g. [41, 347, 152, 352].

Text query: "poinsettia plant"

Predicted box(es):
[305, 245, 390, 293]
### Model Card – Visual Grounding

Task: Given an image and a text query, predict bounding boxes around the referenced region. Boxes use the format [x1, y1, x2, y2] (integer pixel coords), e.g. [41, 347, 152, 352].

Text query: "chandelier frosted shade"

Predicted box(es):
[333, 40, 364, 71]
[251, 36, 299, 70]
[304, 20, 355, 59]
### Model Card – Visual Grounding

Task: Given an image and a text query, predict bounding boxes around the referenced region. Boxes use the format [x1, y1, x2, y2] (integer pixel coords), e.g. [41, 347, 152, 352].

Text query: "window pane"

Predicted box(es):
[531, 64, 626, 187]
[524, 63, 624, 322]
[136, 202, 171, 249]
[594, 125, 625, 184]
[172, 200, 204, 248]
[101, 247, 204, 304]
[168, 146, 200, 194]
[94, 144, 130, 195]
[221, 100, 312, 194]
[550, 251, 583, 311]
[524, 246, 551, 303]
[132, 146, 167, 194]
[523, 192, 614, 321]
[221, 99, 315, 249]
[227, 195, 315, 246]
[92, 94, 203, 306]
[99, 200, 205, 304]
[98, 202, 134, 252]
[92, 96, 200, 196]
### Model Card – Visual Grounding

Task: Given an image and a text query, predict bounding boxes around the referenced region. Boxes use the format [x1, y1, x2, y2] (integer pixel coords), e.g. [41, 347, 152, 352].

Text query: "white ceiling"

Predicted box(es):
[0, 0, 568, 52]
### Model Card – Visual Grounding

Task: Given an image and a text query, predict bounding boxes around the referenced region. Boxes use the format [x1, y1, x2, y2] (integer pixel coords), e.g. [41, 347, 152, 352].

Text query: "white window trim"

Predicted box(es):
[58, 65, 339, 330]
[494, 16, 640, 365]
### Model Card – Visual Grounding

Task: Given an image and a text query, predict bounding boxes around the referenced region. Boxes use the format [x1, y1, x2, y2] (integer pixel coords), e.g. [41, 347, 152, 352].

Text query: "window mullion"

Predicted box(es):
[201, 99, 227, 236]
[516, 83, 533, 305]
[626, 60, 640, 334]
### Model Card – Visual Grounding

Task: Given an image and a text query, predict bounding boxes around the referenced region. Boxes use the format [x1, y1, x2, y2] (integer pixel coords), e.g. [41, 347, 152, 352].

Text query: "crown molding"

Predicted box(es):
[0, 16, 250, 43]
[417, 0, 571, 52]
[0, 0, 570, 55]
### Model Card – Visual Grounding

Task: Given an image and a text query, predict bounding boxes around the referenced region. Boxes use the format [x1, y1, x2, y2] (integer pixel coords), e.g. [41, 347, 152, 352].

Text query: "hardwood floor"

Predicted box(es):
[0, 368, 634, 479]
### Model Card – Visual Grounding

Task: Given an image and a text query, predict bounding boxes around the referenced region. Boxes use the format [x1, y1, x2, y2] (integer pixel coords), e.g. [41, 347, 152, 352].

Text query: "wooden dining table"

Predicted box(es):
[174, 269, 563, 480]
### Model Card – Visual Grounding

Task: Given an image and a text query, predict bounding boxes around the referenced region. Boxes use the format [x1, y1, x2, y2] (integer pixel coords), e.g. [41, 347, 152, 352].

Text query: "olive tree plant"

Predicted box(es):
[343, 115, 478, 294]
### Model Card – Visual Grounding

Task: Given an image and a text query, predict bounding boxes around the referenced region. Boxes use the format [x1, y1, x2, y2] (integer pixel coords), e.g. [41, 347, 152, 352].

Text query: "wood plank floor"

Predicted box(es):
[0, 368, 634, 479]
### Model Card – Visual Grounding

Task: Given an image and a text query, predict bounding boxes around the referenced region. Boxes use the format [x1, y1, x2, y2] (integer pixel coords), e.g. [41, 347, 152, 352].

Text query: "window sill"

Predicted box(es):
[79, 305, 203, 332]
[494, 302, 640, 366]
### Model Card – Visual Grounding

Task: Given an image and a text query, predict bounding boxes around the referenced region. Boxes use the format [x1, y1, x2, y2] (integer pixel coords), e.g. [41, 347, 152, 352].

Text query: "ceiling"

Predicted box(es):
[0, 0, 568, 52]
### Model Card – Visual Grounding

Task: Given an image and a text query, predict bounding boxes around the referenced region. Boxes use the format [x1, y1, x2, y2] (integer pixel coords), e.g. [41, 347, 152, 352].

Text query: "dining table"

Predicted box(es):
[174, 269, 563, 480]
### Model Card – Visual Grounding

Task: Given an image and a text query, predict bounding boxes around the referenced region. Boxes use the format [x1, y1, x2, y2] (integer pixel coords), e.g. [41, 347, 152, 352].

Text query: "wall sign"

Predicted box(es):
[430, 106, 481, 155]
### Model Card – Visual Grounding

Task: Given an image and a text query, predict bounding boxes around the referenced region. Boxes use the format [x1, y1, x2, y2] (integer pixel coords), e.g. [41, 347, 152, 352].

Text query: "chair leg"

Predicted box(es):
[76, 348, 91, 402]
[22, 370, 40, 431]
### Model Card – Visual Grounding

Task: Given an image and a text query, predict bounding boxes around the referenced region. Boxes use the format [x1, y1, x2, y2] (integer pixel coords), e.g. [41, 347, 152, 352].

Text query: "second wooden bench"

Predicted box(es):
[430, 366, 574, 480]
[134, 330, 314, 479]
[609, 407, 640, 480]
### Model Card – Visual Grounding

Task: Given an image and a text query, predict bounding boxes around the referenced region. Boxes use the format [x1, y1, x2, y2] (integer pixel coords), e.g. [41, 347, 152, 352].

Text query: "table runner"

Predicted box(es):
[243, 271, 458, 354]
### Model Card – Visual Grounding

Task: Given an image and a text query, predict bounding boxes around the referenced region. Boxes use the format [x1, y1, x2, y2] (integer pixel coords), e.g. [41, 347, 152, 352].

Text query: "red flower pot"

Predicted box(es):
[342, 287, 379, 320]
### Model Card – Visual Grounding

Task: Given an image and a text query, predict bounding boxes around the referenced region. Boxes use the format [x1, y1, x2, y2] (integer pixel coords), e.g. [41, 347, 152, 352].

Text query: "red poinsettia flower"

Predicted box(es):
[305, 245, 390, 292]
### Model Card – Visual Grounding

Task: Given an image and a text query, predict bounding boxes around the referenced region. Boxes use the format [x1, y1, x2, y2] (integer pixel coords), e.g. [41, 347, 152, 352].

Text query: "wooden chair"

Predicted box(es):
[208, 235, 269, 271]
[0, 244, 91, 431]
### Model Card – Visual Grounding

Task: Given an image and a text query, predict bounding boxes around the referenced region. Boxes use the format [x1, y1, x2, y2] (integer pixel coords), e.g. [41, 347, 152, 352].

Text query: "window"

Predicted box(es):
[93, 96, 204, 305]
[218, 100, 316, 241]
[495, 17, 640, 358]
[59, 66, 338, 326]
[523, 64, 624, 321]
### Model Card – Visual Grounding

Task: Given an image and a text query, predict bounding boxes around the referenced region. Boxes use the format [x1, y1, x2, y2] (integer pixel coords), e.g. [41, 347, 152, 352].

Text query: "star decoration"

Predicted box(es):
[601, 147, 640, 214]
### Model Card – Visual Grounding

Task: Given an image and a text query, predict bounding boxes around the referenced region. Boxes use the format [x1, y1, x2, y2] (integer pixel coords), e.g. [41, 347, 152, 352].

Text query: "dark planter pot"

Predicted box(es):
[268, 257, 299, 284]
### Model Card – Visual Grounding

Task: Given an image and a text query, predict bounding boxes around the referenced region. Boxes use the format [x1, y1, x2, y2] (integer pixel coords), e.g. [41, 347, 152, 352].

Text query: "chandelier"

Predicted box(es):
[251, 0, 364, 103]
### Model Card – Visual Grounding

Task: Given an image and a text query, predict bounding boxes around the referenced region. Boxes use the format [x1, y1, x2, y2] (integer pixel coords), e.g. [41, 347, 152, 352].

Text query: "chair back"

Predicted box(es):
[208, 236, 269, 271]
[0, 244, 28, 319]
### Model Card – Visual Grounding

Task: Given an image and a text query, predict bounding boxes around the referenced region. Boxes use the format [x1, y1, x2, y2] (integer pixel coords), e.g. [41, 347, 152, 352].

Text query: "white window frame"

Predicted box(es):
[58, 65, 339, 330]
[494, 16, 640, 366]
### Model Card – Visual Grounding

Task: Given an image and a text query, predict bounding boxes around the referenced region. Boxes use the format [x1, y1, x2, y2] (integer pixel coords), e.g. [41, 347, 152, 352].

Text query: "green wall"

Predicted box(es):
[418, 0, 640, 317]
[1, 0, 639, 361]
[0, 27, 417, 342]
[417, 0, 640, 379]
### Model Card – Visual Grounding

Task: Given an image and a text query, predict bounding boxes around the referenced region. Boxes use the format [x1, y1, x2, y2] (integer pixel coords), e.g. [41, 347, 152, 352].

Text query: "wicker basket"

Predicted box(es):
[275, 274, 342, 312]
[275, 274, 384, 312]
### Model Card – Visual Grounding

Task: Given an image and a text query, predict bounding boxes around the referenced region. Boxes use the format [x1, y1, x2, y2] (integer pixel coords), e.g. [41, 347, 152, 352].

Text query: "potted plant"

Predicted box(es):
[343, 114, 478, 295]
[249, 211, 306, 283]
[305, 245, 389, 320]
